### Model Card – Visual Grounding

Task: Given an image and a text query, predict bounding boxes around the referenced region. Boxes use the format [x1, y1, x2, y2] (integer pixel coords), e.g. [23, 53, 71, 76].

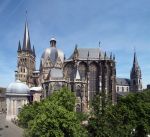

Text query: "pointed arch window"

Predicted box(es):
[89, 62, 99, 99]
[78, 62, 87, 81]
[64, 63, 75, 81]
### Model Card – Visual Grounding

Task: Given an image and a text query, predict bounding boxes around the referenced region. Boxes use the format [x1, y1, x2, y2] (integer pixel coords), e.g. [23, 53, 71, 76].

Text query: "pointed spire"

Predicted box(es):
[113, 54, 115, 60]
[133, 51, 139, 68]
[104, 51, 107, 59]
[75, 44, 78, 50]
[74, 44, 78, 53]
[99, 51, 101, 59]
[87, 51, 89, 58]
[74, 44, 79, 60]
[110, 52, 112, 60]
[32, 45, 36, 57]
[17, 40, 21, 52]
[64, 54, 66, 60]
[22, 12, 32, 52]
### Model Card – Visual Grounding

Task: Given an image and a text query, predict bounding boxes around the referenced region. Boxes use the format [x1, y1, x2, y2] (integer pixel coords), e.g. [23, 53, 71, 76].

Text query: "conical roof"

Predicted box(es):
[131, 51, 141, 78]
[17, 40, 21, 52]
[22, 21, 32, 52]
[133, 52, 139, 68]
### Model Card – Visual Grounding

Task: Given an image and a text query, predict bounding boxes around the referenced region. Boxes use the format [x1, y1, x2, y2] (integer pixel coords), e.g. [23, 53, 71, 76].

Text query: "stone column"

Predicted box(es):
[11, 99, 13, 118]
[14, 100, 17, 116]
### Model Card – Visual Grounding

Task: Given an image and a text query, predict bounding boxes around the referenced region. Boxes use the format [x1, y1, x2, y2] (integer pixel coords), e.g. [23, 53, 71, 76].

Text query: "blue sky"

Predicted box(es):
[0, 0, 150, 88]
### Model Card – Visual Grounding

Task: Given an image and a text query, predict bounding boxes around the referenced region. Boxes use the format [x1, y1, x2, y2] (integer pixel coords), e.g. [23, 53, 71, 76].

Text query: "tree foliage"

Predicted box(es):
[18, 87, 87, 137]
[88, 92, 112, 137]
[18, 101, 40, 128]
[88, 90, 150, 137]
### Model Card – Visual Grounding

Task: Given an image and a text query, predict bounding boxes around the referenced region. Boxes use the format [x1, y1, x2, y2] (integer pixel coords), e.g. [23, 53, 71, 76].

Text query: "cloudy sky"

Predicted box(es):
[0, 0, 150, 88]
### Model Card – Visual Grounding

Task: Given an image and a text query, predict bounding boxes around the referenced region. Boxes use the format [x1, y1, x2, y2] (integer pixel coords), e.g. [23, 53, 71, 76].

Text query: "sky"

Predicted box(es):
[0, 0, 150, 88]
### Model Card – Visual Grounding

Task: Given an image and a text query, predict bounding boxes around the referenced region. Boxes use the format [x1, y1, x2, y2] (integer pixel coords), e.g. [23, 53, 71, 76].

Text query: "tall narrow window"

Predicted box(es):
[78, 62, 87, 81]
[89, 62, 98, 100]
[64, 63, 75, 81]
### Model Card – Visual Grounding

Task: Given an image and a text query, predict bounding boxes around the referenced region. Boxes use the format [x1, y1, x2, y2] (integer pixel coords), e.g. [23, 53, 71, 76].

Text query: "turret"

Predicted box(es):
[17, 40, 22, 52]
[130, 51, 142, 92]
[50, 38, 56, 47]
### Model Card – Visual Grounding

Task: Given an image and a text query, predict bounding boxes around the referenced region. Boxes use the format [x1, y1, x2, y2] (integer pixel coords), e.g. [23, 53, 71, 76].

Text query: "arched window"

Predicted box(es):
[64, 63, 75, 81]
[78, 62, 87, 80]
[76, 85, 81, 97]
[89, 62, 98, 100]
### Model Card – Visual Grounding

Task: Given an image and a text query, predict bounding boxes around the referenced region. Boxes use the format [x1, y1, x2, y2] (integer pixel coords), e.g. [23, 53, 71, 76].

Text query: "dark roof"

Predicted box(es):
[68, 48, 109, 60]
[116, 78, 130, 86]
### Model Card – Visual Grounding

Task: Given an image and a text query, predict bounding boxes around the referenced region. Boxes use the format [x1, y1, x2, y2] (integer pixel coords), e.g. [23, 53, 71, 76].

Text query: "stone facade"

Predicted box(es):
[14, 20, 117, 112]
[16, 21, 36, 87]
[6, 95, 29, 120]
[6, 80, 30, 120]
[63, 47, 116, 111]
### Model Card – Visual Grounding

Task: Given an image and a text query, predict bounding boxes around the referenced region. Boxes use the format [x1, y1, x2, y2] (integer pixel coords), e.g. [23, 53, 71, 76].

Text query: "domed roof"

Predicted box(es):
[40, 38, 64, 69]
[6, 80, 30, 95]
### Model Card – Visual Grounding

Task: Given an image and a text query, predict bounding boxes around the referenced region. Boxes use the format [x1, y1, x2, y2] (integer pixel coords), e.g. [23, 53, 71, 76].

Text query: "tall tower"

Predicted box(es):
[130, 51, 142, 92]
[16, 20, 36, 87]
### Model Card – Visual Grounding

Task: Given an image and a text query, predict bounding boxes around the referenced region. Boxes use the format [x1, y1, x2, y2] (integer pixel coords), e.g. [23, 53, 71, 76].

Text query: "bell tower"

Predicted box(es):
[16, 20, 36, 87]
[130, 51, 142, 92]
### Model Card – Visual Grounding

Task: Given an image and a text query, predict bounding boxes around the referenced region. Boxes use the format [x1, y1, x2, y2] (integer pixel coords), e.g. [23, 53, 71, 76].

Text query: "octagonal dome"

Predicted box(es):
[6, 80, 30, 95]
[40, 38, 64, 69]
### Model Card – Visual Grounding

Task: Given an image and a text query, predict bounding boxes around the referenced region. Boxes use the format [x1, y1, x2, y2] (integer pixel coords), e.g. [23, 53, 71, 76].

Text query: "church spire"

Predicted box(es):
[130, 51, 142, 92]
[32, 45, 36, 57]
[22, 15, 31, 52]
[17, 40, 21, 52]
[133, 51, 139, 68]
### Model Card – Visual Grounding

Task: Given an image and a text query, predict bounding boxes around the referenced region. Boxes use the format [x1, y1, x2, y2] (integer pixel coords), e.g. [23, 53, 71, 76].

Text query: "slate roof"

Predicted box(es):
[116, 78, 130, 86]
[68, 48, 109, 60]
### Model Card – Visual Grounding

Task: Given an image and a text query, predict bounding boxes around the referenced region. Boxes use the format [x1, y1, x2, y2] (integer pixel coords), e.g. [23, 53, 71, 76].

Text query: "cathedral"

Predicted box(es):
[12, 19, 142, 112]
[14, 20, 116, 112]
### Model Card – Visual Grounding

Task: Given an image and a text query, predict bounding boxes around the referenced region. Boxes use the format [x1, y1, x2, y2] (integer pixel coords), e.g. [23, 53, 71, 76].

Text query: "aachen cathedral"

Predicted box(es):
[14, 19, 142, 112]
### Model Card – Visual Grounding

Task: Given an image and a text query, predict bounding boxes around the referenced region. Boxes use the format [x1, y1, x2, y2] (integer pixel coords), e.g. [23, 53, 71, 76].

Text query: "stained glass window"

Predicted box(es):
[78, 62, 87, 81]
[64, 63, 75, 81]
[89, 63, 99, 99]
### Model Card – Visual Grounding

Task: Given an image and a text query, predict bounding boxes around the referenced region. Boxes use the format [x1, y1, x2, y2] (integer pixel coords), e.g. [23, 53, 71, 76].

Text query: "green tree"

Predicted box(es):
[88, 90, 150, 137]
[18, 101, 40, 128]
[46, 87, 76, 111]
[19, 87, 87, 137]
[26, 102, 87, 137]
[88, 92, 111, 137]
